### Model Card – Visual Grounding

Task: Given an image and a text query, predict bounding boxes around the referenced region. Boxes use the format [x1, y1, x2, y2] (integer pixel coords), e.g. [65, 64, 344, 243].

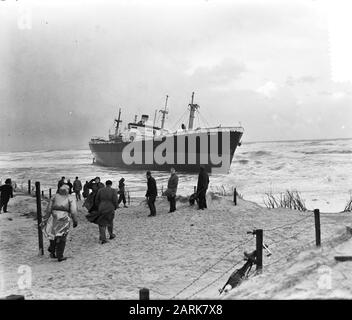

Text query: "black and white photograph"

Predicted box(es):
[1, 0, 352, 304]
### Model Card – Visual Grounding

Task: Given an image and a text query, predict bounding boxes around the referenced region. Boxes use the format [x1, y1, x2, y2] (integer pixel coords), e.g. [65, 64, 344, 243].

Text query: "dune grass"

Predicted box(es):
[263, 190, 307, 211]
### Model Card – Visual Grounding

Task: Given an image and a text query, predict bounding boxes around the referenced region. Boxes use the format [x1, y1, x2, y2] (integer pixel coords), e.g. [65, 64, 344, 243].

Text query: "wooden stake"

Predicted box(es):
[35, 182, 44, 255]
[314, 209, 321, 247]
[234, 187, 237, 205]
[139, 288, 149, 300]
[49, 188, 52, 199]
[255, 229, 263, 271]
[28, 180, 31, 195]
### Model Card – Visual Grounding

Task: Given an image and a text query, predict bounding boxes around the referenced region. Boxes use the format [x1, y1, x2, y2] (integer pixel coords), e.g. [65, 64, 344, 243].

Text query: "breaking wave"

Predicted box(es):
[243, 150, 272, 157]
[299, 149, 352, 155]
[237, 159, 250, 165]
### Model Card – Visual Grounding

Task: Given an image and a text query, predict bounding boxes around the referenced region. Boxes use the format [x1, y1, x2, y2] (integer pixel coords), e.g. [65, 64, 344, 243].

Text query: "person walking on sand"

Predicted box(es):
[0, 178, 14, 213]
[82, 181, 90, 199]
[66, 179, 73, 194]
[145, 171, 157, 217]
[94, 180, 118, 244]
[196, 166, 209, 210]
[57, 176, 65, 193]
[165, 168, 178, 213]
[88, 176, 104, 190]
[73, 177, 82, 201]
[41, 184, 78, 261]
[117, 178, 128, 208]
[84, 180, 100, 220]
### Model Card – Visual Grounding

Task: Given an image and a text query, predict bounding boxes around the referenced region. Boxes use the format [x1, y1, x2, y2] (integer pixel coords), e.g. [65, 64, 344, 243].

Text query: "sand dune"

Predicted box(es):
[0, 192, 351, 299]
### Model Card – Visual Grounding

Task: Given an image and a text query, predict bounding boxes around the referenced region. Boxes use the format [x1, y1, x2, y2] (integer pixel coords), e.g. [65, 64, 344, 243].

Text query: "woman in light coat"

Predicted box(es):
[41, 184, 78, 261]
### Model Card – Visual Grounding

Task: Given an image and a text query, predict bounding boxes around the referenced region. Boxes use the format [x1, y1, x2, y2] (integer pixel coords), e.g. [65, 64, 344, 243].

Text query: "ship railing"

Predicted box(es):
[166, 126, 244, 136]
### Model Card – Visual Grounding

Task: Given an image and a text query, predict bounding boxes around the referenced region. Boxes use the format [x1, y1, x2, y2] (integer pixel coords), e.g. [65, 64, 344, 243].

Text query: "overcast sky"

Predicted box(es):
[1, 0, 352, 151]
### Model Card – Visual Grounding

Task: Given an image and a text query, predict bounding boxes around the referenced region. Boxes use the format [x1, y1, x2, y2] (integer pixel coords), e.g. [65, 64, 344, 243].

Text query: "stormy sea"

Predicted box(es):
[0, 138, 351, 213]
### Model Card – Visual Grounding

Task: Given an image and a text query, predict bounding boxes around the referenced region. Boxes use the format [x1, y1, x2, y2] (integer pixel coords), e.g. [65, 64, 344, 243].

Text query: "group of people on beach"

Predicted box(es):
[144, 166, 209, 216]
[56, 176, 83, 201]
[32, 166, 210, 262]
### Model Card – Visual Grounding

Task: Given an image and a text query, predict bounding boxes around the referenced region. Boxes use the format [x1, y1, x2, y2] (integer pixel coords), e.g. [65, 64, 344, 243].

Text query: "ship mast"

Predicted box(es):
[153, 109, 158, 128]
[159, 95, 169, 130]
[188, 92, 200, 130]
[114, 108, 122, 135]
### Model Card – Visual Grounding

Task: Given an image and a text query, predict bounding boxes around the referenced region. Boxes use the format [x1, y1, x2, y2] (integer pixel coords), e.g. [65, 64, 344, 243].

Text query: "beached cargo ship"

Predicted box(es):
[89, 93, 243, 173]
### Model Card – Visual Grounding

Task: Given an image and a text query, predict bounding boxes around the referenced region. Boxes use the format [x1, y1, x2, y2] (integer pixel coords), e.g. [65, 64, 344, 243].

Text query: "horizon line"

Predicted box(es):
[1, 136, 351, 153]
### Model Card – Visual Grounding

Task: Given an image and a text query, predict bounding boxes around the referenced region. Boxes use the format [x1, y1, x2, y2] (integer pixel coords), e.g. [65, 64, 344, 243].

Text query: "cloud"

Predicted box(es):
[189, 58, 246, 89]
[286, 75, 318, 86]
[255, 81, 279, 98]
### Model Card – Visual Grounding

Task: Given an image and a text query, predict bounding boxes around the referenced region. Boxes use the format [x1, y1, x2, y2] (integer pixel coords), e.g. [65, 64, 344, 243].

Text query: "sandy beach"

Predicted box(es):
[0, 190, 351, 300]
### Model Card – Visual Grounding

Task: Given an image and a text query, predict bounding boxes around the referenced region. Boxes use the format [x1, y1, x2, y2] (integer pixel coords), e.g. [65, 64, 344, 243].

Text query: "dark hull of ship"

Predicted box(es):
[89, 130, 243, 173]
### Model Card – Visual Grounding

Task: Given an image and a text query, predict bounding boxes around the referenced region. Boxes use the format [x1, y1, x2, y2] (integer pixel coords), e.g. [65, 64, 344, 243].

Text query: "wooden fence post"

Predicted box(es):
[49, 188, 52, 199]
[314, 209, 321, 247]
[35, 182, 44, 255]
[139, 288, 149, 300]
[255, 229, 263, 271]
[234, 187, 237, 205]
[28, 180, 31, 195]
[128, 191, 130, 206]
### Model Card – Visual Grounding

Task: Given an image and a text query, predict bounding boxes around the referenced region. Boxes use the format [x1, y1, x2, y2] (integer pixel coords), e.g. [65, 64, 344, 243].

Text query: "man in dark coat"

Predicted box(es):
[82, 181, 90, 199]
[196, 166, 209, 210]
[73, 177, 82, 201]
[94, 180, 118, 244]
[66, 179, 73, 194]
[57, 177, 65, 193]
[165, 168, 178, 213]
[83, 176, 104, 219]
[145, 171, 157, 217]
[0, 178, 14, 213]
[88, 177, 105, 190]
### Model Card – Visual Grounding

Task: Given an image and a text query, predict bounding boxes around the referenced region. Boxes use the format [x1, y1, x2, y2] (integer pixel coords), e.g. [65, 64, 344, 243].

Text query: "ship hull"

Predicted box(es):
[89, 129, 243, 173]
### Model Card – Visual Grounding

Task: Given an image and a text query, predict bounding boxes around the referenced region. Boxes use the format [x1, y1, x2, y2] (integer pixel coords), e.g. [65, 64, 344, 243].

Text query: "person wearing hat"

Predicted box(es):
[41, 184, 78, 261]
[117, 178, 128, 208]
[145, 171, 157, 217]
